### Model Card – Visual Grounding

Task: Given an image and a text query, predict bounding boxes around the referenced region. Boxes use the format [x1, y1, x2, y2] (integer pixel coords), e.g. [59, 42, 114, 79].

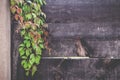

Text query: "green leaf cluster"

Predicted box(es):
[11, 0, 46, 77]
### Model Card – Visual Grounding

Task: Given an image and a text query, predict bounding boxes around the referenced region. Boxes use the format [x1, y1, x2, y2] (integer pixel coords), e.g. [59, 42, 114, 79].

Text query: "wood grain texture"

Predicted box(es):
[43, 39, 120, 58]
[44, 0, 120, 23]
[48, 22, 120, 39]
[17, 59, 120, 80]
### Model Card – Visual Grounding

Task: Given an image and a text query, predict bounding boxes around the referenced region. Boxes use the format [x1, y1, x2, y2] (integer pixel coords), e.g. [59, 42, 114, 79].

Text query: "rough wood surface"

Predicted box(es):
[11, 22, 21, 80]
[11, 0, 120, 79]
[44, 0, 120, 23]
[17, 59, 120, 80]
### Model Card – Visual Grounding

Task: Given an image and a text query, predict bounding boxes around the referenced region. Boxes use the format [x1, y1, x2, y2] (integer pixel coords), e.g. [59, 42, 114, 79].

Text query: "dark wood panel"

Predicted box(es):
[46, 0, 120, 5]
[43, 39, 120, 58]
[48, 22, 120, 39]
[44, 0, 120, 23]
[17, 59, 120, 80]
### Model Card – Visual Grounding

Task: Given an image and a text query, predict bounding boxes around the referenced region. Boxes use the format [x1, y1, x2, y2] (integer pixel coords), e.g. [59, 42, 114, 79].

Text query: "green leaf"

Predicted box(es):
[25, 13, 32, 20]
[32, 13, 37, 18]
[39, 19, 44, 25]
[20, 29, 26, 36]
[32, 42, 37, 50]
[24, 40, 28, 44]
[21, 60, 26, 67]
[36, 47, 42, 55]
[30, 54, 35, 59]
[34, 4, 40, 11]
[43, 0, 46, 5]
[26, 71, 29, 76]
[41, 12, 46, 19]
[35, 56, 41, 65]
[19, 47, 25, 56]
[32, 65, 37, 76]
[38, 38, 44, 43]
[26, 0, 32, 4]
[38, 30, 43, 34]
[10, 0, 16, 6]
[39, 44, 44, 49]
[19, 43, 25, 47]
[29, 54, 35, 65]
[27, 62, 32, 70]
[24, 35, 30, 40]
[22, 4, 31, 13]
[21, 56, 27, 59]
[26, 41, 31, 48]
[23, 62, 28, 69]
[26, 49, 30, 56]
[29, 59, 34, 65]
[34, 18, 40, 25]
[40, 17, 45, 23]
[39, 0, 43, 5]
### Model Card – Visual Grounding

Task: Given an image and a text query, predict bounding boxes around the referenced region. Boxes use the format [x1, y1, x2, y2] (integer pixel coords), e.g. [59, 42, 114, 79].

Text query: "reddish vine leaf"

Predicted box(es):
[43, 31, 48, 37]
[16, 8, 22, 14]
[10, 6, 16, 14]
[14, 14, 19, 21]
[19, 16, 23, 23]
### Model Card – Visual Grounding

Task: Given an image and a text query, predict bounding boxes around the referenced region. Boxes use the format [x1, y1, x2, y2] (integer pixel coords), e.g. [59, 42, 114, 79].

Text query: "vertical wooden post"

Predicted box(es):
[0, 0, 11, 80]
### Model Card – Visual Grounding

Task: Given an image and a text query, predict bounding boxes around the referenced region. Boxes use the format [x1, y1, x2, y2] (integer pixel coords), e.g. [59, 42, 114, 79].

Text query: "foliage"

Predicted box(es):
[10, 0, 47, 76]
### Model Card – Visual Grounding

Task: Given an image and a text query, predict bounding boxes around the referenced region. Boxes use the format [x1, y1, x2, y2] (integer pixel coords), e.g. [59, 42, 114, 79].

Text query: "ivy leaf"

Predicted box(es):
[27, 62, 32, 70]
[24, 35, 30, 40]
[26, 0, 32, 4]
[22, 4, 31, 13]
[19, 47, 25, 56]
[21, 56, 27, 59]
[32, 65, 37, 76]
[24, 22, 31, 29]
[29, 59, 34, 65]
[38, 39, 44, 44]
[26, 49, 30, 56]
[38, 30, 43, 34]
[36, 47, 42, 55]
[21, 60, 28, 69]
[32, 13, 37, 18]
[30, 54, 35, 65]
[11, 0, 16, 6]
[21, 60, 26, 66]
[39, 0, 43, 5]
[34, 18, 40, 25]
[39, 44, 44, 49]
[43, 0, 46, 5]
[35, 56, 41, 65]
[41, 12, 46, 19]
[30, 54, 35, 60]
[26, 41, 31, 48]
[10, 6, 16, 14]
[20, 29, 25, 36]
[19, 43, 25, 47]
[24, 40, 28, 44]
[32, 42, 37, 50]
[26, 71, 29, 76]
[39, 19, 44, 25]
[25, 13, 32, 20]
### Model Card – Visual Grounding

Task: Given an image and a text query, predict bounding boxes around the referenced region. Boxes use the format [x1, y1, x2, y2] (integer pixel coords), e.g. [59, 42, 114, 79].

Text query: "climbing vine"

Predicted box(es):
[10, 0, 47, 76]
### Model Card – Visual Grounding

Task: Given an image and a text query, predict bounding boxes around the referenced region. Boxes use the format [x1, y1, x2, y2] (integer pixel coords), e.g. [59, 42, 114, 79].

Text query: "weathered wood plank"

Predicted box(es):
[17, 59, 120, 80]
[43, 39, 120, 58]
[44, 0, 120, 23]
[46, 0, 120, 5]
[48, 22, 120, 39]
